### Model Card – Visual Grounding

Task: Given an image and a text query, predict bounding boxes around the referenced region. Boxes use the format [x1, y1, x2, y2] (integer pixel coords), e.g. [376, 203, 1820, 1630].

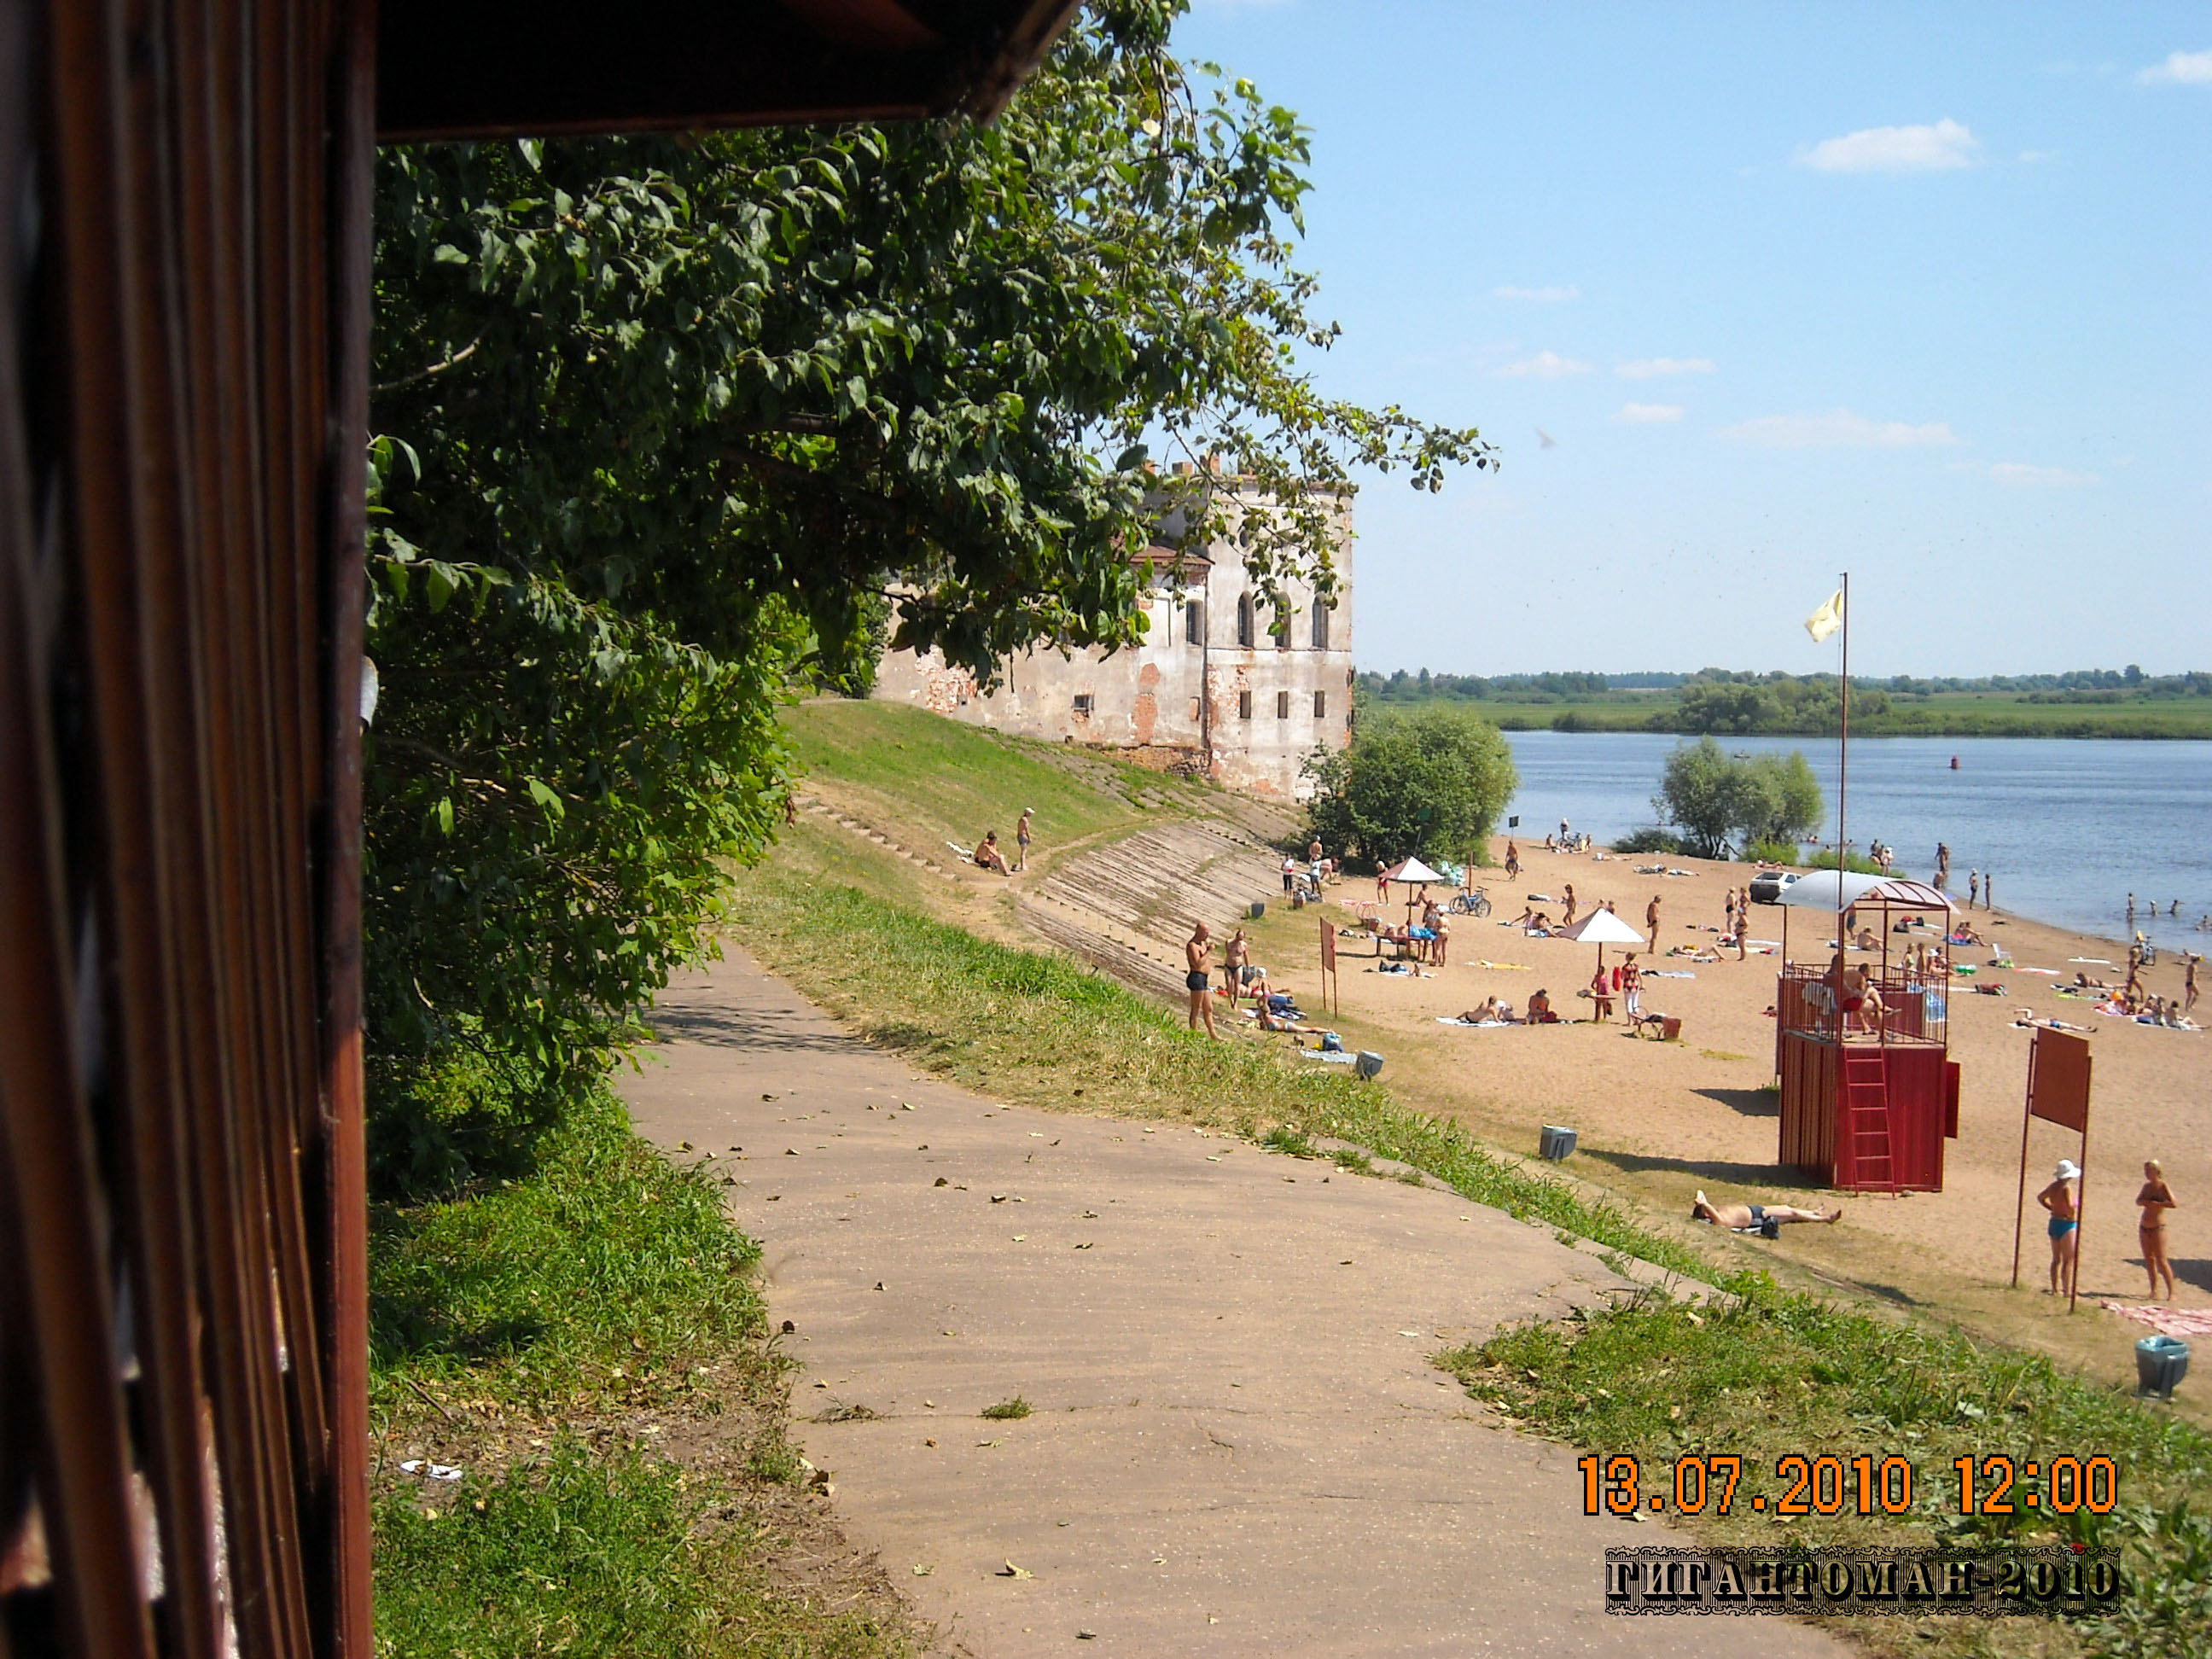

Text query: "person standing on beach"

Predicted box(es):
[2137, 1161, 2178, 1301]
[2185, 953, 2199, 1015]
[1735, 890, 1749, 961]
[1505, 840, 1521, 881]
[1983, 872, 1993, 912]
[1432, 908, 1452, 968]
[2038, 1160, 2081, 1299]
[1724, 888, 1738, 940]
[1968, 870, 1979, 909]
[1645, 894, 1662, 952]
[1562, 884, 1578, 928]
[1222, 927, 1249, 1003]
[1621, 954, 1644, 1022]
[1185, 922, 1219, 1039]
[1015, 809, 1033, 872]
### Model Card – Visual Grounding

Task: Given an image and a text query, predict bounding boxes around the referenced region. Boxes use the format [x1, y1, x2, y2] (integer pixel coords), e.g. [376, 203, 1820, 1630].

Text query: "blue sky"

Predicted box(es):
[1175, 2, 2210, 678]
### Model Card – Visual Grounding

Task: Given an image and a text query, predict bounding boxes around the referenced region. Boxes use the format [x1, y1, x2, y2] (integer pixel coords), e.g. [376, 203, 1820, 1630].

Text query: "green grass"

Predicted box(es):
[722, 873, 1714, 1283]
[979, 1395, 1033, 1421]
[370, 1091, 912, 1656]
[1443, 1293, 2212, 1657]
[374, 1441, 904, 1659]
[783, 698, 1213, 857]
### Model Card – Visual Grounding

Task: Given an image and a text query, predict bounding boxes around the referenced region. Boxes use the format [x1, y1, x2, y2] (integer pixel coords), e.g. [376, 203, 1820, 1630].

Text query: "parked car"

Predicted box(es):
[1749, 870, 1800, 905]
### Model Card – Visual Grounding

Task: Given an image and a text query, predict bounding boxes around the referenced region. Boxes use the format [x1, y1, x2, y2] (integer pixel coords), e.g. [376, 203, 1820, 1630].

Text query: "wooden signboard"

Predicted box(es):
[2011, 1027, 2093, 1308]
[1318, 914, 1338, 1014]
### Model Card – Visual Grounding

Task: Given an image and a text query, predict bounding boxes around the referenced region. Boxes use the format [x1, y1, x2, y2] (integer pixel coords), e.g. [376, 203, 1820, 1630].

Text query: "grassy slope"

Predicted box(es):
[785, 697, 1218, 856]
[1370, 694, 2212, 741]
[728, 699, 2212, 1659]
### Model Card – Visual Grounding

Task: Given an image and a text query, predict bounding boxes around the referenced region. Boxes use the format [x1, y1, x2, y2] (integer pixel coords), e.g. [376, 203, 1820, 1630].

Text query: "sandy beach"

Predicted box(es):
[1241, 838, 2208, 1404]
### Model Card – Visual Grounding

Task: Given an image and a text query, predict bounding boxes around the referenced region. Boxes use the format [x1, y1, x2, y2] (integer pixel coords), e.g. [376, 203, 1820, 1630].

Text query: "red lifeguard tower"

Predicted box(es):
[1773, 873, 1962, 1193]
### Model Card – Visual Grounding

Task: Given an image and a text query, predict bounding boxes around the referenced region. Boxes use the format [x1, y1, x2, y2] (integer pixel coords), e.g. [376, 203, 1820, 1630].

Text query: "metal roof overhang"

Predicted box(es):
[377, 0, 1081, 139]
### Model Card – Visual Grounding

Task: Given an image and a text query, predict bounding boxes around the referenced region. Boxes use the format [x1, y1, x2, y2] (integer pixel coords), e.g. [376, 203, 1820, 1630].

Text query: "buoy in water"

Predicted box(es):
[1949, 755, 1959, 770]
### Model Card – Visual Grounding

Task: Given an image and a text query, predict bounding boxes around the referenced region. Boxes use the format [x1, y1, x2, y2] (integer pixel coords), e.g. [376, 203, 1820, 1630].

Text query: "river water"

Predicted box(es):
[1498, 731, 2212, 946]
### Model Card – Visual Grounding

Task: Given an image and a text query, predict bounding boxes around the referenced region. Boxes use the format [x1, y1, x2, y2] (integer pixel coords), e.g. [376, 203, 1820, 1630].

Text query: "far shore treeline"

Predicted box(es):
[1354, 667, 2212, 740]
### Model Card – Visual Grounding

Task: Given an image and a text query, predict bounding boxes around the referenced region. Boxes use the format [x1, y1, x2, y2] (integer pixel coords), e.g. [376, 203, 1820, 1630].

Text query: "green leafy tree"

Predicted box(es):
[364, 2, 1491, 1188]
[1305, 707, 1518, 870]
[1652, 738, 1823, 859]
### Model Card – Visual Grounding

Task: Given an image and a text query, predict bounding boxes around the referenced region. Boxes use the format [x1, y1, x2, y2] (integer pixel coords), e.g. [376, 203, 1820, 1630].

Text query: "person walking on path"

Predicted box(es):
[1645, 894, 1662, 952]
[2038, 1160, 2081, 1299]
[1185, 922, 1219, 1039]
[2137, 1161, 2179, 1301]
[1015, 809, 1033, 872]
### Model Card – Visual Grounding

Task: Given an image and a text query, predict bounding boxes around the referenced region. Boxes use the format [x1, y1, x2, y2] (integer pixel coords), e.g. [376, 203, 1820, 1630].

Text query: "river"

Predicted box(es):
[1498, 731, 2212, 946]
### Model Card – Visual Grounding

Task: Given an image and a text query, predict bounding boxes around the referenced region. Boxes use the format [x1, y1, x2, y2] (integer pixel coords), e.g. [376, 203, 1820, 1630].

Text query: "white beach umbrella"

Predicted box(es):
[1379, 856, 1448, 925]
[1559, 906, 1647, 975]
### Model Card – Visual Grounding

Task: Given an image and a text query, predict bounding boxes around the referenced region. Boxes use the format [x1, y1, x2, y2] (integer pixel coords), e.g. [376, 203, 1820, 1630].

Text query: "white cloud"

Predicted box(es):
[1722, 408, 1960, 449]
[1988, 462, 2098, 487]
[1616, 357, 1715, 379]
[1798, 119, 1981, 173]
[2139, 49, 2212, 84]
[1614, 403, 1684, 424]
[1493, 285, 1580, 303]
[1496, 350, 1592, 379]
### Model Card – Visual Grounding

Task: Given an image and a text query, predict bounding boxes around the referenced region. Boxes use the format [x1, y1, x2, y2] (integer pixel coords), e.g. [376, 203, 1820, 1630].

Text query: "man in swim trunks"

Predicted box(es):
[2186, 953, 2199, 1015]
[1015, 809, 1033, 871]
[2037, 1159, 2081, 1298]
[1185, 921, 1219, 1039]
[1691, 1190, 1842, 1230]
[1222, 928, 1250, 1002]
[1504, 840, 1521, 880]
[1645, 894, 1662, 952]
[975, 831, 1011, 875]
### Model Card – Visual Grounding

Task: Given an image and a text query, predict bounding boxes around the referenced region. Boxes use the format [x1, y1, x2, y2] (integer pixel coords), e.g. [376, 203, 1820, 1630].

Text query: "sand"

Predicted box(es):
[1245, 839, 2208, 1399]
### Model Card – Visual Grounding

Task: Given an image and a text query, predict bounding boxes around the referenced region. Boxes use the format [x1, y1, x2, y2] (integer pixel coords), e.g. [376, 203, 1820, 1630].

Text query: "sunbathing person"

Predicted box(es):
[975, 831, 1011, 875]
[1512, 905, 1539, 928]
[1456, 996, 1502, 1024]
[1691, 1190, 1842, 1231]
[1527, 987, 1554, 1022]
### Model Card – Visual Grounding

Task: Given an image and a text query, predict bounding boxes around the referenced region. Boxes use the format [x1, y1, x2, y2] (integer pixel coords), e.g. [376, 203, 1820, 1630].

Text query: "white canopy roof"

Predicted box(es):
[1559, 908, 1647, 945]
[1380, 857, 1447, 886]
[1778, 870, 1954, 911]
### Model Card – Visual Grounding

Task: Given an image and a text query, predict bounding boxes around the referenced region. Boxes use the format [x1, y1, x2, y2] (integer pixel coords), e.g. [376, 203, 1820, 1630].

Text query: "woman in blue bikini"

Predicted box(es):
[2038, 1160, 2081, 1297]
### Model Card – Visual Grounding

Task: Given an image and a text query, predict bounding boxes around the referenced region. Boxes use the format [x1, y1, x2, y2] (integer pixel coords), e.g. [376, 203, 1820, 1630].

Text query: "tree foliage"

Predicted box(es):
[1304, 707, 1518, 870]
[1652, 738, 1824, 859]
[363, 3, 1491, 1189]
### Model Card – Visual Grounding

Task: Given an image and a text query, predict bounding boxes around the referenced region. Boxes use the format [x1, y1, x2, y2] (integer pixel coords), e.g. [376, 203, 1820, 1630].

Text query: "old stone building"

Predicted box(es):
[873, 466, 1354, 798]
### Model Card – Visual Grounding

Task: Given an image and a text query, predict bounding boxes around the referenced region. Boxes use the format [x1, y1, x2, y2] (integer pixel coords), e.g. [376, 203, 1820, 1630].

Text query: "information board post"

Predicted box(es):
[1318, 914, 1338, 1016]
[2011, 1027, 2093, 1311]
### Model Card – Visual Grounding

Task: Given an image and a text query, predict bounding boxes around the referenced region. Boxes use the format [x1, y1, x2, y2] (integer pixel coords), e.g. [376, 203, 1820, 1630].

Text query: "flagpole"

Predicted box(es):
[1837, 572, 1849, 951]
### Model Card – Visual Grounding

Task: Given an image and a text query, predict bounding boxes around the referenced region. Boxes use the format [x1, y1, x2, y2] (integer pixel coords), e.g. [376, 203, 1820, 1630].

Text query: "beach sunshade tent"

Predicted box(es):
[1380, 856, 1448, 924]
[1559, 907, 1647, 974]
[1777, 870, 1887, 911]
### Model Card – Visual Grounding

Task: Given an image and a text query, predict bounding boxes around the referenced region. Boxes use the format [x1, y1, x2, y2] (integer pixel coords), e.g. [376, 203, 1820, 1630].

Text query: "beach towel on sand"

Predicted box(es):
[1436, 1017, 1511, 1027]
[2101, 1303, 2212, 1338]
[1478, 961, 1533, 971]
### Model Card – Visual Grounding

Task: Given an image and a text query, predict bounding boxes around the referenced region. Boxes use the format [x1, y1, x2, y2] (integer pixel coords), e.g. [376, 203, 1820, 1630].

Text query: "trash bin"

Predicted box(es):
[1249, 900, 1266, 920]
[1540, 1126, 1578, 1161]
[1353, 1051, 1384, 1080]
[2137, 1336, 2190, 1400]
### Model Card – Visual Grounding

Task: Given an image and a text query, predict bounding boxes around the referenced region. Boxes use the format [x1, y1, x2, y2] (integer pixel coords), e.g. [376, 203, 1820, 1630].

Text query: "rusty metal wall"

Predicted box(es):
[0, 0, 375, 1653]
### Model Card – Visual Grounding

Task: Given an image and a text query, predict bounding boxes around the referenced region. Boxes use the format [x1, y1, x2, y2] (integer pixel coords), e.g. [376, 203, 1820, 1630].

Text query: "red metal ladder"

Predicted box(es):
[1840, 1047, 1897, 1191]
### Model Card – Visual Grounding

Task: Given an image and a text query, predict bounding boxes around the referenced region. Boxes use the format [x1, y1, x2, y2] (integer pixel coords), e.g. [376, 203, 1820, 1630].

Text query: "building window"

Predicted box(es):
[1188, 698, 1201, 719]
[1276, 690, 1290, 719]
[1312, 602, 1332, 649]
[1274, 605, 1293, 649]
[1073, 694, 1095, 717]
[1237, 690, 1253, 720]
[1236, 593, 1254, 648]
[1313, 690, 1328, 719]
[1185, 600, 1203, 644]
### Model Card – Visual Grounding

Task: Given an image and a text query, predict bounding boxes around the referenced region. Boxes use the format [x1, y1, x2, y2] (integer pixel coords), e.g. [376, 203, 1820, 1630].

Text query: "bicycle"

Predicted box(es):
[1450, 888, 1492, 918]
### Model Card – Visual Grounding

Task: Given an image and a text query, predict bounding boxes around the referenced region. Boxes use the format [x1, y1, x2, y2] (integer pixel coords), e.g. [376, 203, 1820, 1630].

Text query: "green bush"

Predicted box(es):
[1742, 837, 1800, 866]
[1807, 847, 1886, 876]
[1610, 827, 1685, 855]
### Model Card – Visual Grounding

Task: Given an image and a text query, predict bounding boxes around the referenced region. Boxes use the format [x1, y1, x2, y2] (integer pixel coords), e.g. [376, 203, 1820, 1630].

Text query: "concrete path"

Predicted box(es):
[623, 952, 1847, 1658]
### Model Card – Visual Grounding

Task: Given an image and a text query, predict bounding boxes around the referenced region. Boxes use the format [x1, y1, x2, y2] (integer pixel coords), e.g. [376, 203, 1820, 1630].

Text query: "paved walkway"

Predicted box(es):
[622, 951, 1847, 1657]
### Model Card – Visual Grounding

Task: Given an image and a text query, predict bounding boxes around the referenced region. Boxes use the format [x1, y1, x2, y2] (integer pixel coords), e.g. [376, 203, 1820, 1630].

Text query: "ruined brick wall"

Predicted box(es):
[873, 476, 1354, 799]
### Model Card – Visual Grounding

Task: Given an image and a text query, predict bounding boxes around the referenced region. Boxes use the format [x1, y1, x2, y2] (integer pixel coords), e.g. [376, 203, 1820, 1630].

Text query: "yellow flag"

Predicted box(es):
[1804, 590, 1844, 643]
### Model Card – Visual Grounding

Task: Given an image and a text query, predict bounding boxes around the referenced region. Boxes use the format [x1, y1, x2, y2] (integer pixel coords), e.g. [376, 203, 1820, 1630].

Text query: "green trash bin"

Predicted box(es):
[2136, 1336, 2189, 1400]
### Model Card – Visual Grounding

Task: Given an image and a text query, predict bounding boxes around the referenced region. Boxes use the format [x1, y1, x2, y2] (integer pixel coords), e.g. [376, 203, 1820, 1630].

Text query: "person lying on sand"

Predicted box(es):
[1456, 996, 1501, 1024]
[1691, 1191, 1842, 1231]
